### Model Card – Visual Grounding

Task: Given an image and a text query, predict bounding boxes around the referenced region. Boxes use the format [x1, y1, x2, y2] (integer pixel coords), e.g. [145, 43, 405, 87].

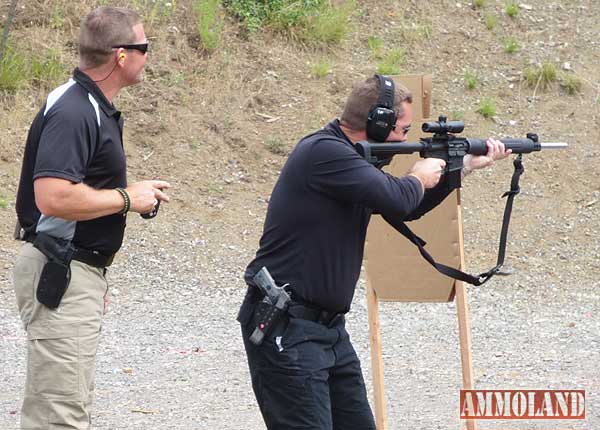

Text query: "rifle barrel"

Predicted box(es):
[540, 142, 569, 149]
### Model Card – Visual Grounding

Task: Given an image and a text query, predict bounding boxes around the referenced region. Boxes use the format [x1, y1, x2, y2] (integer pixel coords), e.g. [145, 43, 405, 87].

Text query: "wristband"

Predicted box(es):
[115, 187, 131, 214]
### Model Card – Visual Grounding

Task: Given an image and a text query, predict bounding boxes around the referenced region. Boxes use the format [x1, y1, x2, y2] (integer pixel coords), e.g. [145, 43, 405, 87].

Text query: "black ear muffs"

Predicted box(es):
[366, 74, 397, 142]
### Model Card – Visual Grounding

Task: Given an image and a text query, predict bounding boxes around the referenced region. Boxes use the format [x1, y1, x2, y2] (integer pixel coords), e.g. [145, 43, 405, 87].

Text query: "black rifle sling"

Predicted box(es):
[392, 154, 525, 286]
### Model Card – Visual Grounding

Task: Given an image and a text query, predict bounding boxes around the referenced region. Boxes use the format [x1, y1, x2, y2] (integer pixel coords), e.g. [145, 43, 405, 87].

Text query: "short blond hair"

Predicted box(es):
[340, 75, 413, 131]
[79, 7, 141, 68]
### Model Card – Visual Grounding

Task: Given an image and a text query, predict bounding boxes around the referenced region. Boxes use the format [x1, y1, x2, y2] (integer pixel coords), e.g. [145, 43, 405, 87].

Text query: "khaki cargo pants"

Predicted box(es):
[13, 242, 108, 430]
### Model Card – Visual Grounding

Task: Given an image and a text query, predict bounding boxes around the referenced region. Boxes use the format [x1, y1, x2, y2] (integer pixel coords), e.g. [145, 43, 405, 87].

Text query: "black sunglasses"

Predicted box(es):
[112, 42, 149, 54]
[391, 124, 411, 134]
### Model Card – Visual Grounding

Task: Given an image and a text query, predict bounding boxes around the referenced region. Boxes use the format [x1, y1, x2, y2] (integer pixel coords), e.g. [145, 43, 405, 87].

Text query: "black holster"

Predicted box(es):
[33, 232, 75, 309]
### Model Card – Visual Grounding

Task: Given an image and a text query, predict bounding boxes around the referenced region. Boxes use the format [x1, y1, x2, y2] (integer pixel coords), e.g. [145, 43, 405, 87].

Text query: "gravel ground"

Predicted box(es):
[1, 211, 598, 430]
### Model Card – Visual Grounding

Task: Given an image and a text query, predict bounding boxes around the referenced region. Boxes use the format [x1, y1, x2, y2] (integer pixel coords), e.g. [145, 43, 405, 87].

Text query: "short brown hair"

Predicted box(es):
[340, 75, 413, 131]
[79, 7, 141, 68]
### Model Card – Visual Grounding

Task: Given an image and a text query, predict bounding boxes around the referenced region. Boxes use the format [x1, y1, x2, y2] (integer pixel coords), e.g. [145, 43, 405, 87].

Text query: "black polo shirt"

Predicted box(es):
[16, 68, 127, 255]
[244, 120, 453, 313]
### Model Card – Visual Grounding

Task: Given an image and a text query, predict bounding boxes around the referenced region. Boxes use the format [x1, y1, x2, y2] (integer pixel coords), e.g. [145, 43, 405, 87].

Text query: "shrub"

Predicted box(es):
[264, 137, 287, 155]
[0, 45, 28, 92]
[31, 49, 65, 88]
[503, 37, 519, 54]
[367, 35, 384, 59]
[560, 73, 582, 95]
[376, 48, 404, 75]
[223, 0, 354, 45]
[304, 2, 354, 44]
[505, 2, 519, 18]
[484, 14, 498, 30]
[310, 59, 331, 78]
[523, 62, 557, 91]
[195, 0, 222, 51]
[477, 97, 496, 118]
[131, 0, 177, 25]
[463, 70, 478, 90]
[451, 110, 465, 121]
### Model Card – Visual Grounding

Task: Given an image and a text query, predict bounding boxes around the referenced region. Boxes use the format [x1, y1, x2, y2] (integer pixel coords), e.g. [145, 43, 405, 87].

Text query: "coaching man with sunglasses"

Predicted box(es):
[238, 75, 510, 429]
[13, 7, 169, 429]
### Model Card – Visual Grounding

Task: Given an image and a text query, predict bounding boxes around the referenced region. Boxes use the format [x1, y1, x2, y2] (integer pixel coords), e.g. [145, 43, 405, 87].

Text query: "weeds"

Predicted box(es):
[223, 0, 354, 45]
[451, 110, 465, 121]
[505, 2, 519, 18]
[463, 70, 478, 90]
[477, 97, 496, 118]
[367, 35, 384, 59]
[473, 0, 485, 8]
[51, 2, 65, 30]
[560, 73, 582, 95]
[264, 137, 287, 155]
[310, 59, 331, 78]
[195, 0, 222, 52]
[484, 14, 498, 30]
[0, 45, 27, 92]
[131, 0, 177, 26]
[304, 2, 354, 45]
[376, 48, 404, 75]
[31, 49, 65, 88]
[0, 196, 8, 209]
[523, 62, 557, 91]
[503, 37, 519, 54]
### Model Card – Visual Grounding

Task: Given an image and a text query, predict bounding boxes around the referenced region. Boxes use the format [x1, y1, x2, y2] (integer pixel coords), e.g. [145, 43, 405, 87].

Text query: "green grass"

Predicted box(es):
[376, 48, 404, 75]
[463, 70, 478, 90]
[503, 37, 519, 54]
[264, 137, 287, 155]
[523, 62, 557, 90]
[31, 49, 65, 88]
[450, 110, 465, 121]
[473, 0, 485, 8]
[0, 196, 8, 209]
[310, 59, 331, 78]
[484, 14, 498, 30]
[477, 97, 496, 118]
[505, 2, 519, 18]
[131, 0, 177, 26]
[195, 0, 222, 52]
[367, 35, 384, 59]
[303, 2, 354, 45]
[0, 45, 28, 92]
[51, 2, 65, 29]
[223, 0, 354, 45]
[560, 73, 582, 95]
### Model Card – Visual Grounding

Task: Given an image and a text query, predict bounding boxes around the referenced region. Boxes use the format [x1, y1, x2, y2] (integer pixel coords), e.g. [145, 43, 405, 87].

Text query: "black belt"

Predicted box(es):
[287, 303, 344, 327]
[23, 232, 114, 268]
[246, 285, 344, 328]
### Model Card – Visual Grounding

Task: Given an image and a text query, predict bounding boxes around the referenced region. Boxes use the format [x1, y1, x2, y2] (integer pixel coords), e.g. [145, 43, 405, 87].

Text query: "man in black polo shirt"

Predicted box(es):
[238, 75, 510, 429]
[12, 7, 169, 429]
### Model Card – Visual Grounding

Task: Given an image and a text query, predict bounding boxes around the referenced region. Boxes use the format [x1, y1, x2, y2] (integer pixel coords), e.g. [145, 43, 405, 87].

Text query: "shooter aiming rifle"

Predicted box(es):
[356, 115, 567, 286]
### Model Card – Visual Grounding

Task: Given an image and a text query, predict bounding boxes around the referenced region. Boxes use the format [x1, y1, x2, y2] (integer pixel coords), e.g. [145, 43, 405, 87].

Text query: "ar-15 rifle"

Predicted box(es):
[356, 115, 567, 190]
[356, 115, 567, 286]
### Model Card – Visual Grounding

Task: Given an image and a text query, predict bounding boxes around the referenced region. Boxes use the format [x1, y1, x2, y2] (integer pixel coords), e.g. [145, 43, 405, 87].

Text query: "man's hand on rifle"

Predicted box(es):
[463, 138, 512, 174]
[408, 158, 446, 191]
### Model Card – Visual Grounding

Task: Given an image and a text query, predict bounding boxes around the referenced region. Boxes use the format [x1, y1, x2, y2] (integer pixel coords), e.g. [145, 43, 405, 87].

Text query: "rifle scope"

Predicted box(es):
[422, 116, 464, 134]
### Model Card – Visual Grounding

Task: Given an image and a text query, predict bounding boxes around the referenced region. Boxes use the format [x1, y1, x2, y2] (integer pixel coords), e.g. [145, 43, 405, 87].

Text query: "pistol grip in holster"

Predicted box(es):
[32, 233, 75, 309]
[249, 299, 288, 346]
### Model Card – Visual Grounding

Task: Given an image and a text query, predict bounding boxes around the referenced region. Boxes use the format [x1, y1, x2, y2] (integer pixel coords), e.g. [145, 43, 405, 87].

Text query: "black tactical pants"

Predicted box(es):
[239, 299, 376, 430]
